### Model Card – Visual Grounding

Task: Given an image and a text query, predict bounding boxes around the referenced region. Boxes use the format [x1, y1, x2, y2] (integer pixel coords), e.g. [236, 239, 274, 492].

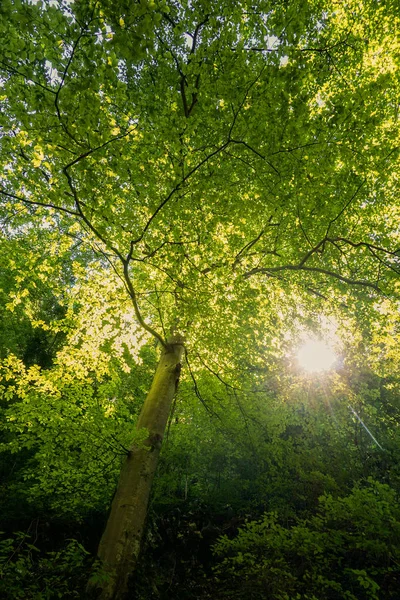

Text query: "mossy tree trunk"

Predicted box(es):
[88, 336, 184, 600]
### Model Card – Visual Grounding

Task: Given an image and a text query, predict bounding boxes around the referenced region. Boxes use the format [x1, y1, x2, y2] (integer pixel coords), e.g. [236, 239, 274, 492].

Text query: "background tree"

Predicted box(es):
[0, 0, 399, 598]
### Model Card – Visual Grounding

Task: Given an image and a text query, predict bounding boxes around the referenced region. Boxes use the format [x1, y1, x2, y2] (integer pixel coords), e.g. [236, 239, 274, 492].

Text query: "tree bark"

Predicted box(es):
[88, 336, 184, 600]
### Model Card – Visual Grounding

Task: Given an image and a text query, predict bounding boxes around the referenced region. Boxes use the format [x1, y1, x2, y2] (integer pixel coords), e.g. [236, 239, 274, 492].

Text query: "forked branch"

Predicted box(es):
[244, 233, 400, 293]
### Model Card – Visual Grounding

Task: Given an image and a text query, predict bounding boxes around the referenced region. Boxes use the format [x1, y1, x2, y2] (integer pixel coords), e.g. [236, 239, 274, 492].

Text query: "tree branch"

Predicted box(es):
[122, 260, 167, 348]
[0, 60, 57, 94]
[245, 263, 382, 292]
[130, 141, 230, 246]
[184, 350, 219, 417]
[63, 126, 137, 170]
[325, 179, 366, 236]
[62, 167, 124, 259]
[230, 139, 280, 175]
[0, 188, 79, 217]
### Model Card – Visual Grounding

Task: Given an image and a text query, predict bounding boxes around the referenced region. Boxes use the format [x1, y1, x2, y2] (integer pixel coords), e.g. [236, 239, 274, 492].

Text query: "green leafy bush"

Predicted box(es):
[214, 480, 400, 599]
[0, 533, 91, 599]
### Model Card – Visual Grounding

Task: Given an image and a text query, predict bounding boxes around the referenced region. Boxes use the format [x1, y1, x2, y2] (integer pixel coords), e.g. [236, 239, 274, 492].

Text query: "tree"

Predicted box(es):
[0, 0, 399, 598]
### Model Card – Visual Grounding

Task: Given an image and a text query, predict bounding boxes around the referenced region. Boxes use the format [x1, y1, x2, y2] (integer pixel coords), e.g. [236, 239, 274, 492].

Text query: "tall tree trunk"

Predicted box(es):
[88, 336, 184, 600]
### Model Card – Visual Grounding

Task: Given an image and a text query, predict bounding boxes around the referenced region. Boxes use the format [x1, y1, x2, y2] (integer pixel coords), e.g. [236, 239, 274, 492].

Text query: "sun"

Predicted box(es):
[296, 340, 337, 373]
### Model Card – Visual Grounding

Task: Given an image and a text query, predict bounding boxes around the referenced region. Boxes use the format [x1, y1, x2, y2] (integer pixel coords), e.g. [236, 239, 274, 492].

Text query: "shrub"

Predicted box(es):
[213, 480, 400, 599]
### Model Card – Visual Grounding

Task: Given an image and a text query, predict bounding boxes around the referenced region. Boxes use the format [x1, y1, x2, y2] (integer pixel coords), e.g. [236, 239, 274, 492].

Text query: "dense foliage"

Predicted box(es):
[1, 0, 399, 598]
[214, 482, 400, 599]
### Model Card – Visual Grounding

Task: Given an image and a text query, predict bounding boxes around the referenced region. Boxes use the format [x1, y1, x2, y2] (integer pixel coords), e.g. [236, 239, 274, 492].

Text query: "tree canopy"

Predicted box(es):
[0, 0, 399, 598]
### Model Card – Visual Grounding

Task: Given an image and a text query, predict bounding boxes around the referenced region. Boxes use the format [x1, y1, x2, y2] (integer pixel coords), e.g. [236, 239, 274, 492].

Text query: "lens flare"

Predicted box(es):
[297, 340, 337, 373]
